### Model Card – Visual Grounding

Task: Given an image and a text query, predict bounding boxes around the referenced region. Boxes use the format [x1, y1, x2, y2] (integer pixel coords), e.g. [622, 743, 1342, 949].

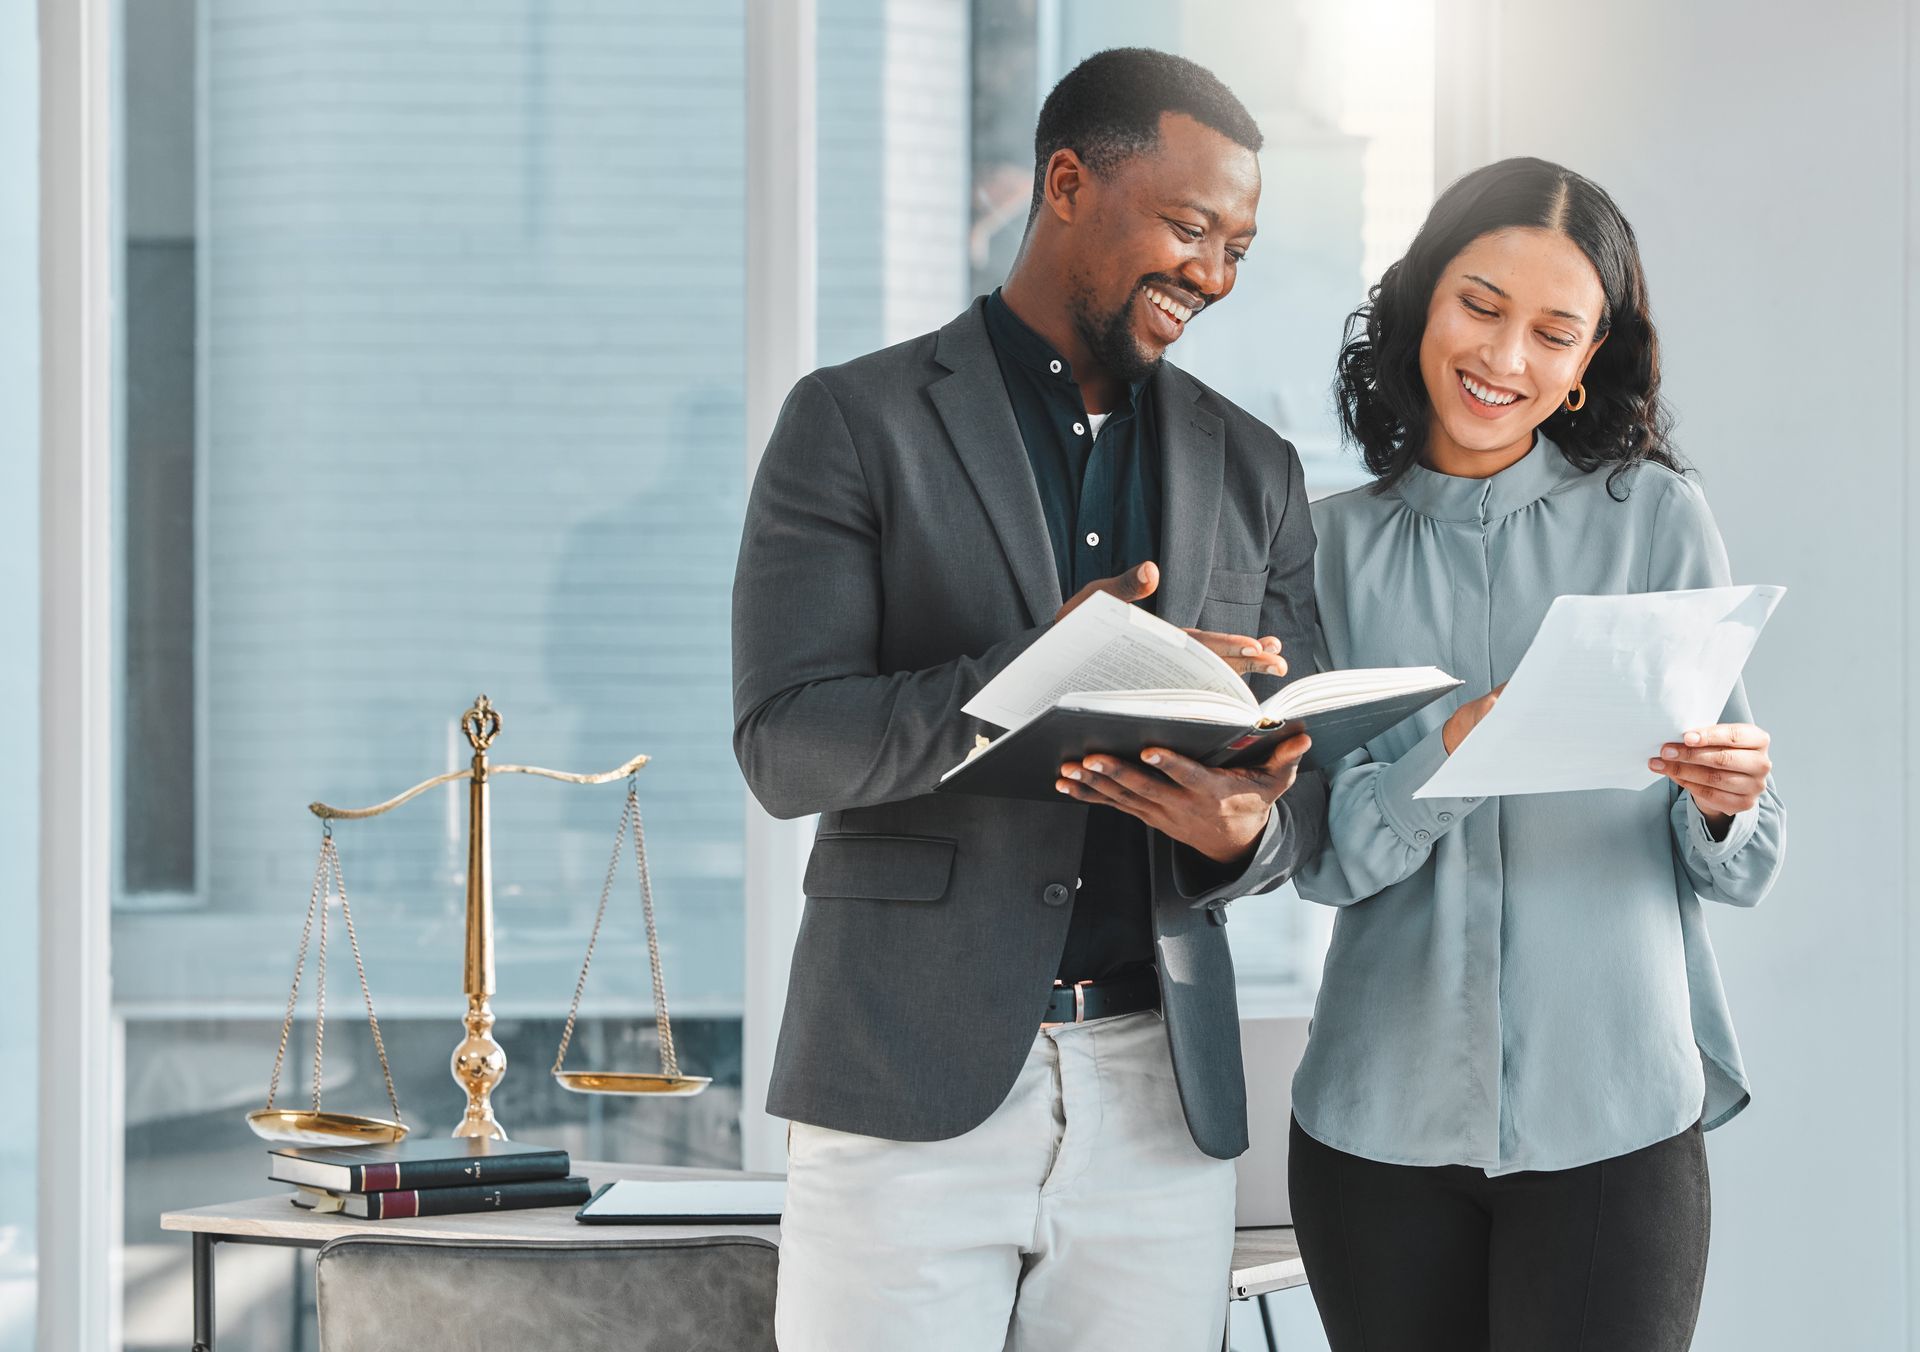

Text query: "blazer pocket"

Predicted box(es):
[803, 833, 957, 902]
[1204, 565, 1269, 606]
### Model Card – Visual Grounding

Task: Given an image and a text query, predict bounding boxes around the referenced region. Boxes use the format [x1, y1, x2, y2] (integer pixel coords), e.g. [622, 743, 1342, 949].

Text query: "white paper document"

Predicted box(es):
[1413, 584, 1785, 799]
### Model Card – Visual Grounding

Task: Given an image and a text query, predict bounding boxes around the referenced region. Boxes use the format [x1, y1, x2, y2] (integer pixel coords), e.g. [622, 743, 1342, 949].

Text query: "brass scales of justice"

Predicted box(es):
[246, 695, 709, 1148]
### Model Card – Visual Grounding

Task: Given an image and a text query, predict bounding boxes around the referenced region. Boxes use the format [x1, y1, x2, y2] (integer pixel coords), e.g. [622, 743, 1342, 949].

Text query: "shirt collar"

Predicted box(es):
[984, 288, 1147, 412]
[1393, 435, 1585, 523]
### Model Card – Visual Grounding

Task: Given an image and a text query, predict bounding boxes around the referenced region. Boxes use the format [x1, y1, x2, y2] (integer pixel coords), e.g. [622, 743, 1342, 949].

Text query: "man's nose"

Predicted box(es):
[1180, 248, 1232, 304]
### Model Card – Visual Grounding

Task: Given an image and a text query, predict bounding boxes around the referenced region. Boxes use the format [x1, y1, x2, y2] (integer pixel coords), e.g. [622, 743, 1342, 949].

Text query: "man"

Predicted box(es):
[732, 47, 1328, 1350]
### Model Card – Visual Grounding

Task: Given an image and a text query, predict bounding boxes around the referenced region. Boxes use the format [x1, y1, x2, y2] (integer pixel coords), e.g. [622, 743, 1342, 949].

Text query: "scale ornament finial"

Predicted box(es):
[462, 695, 502, 752]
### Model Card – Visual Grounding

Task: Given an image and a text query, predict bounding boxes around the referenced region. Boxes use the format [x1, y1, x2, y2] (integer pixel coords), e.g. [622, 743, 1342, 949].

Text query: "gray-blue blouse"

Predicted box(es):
[1291, 439, 1785, 1175]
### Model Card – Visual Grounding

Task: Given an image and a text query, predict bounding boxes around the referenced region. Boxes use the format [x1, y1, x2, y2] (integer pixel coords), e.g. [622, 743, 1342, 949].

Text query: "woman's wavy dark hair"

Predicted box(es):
[1336, 156, 1683, 497]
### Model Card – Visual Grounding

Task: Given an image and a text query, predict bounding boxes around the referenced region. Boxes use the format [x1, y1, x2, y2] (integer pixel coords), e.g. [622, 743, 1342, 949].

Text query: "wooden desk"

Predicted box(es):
[162, 1160, 1304, 1351]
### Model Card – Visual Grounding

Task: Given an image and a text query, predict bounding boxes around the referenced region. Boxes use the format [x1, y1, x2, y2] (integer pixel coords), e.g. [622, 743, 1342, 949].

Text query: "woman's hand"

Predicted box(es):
[1442, 684, 1506, 755]
[1649, 723, 1773, 834]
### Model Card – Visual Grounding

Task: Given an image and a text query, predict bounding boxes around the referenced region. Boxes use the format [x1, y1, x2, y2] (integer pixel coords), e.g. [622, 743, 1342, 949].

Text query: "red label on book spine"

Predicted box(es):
[364, 1163, 401, 1193]
[383, 1190, 420, 1220]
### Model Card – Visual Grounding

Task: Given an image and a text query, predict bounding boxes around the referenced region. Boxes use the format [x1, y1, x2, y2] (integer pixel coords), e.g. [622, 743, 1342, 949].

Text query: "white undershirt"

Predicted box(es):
[1086, 411, 1111, 438]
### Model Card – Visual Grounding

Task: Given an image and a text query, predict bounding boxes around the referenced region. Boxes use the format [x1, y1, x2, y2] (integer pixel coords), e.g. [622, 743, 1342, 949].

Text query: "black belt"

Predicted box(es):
[1042, 966, 1161, 1027]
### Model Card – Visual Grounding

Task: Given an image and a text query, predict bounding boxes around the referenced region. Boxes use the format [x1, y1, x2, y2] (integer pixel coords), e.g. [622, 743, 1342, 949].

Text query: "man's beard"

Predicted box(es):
[1069, 279, 1162, 386]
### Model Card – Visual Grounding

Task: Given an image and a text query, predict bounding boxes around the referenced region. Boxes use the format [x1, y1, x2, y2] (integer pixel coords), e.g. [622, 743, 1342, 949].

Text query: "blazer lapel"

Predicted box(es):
[1153, 365, 1226, 629]
[929, 301, 1064, 627]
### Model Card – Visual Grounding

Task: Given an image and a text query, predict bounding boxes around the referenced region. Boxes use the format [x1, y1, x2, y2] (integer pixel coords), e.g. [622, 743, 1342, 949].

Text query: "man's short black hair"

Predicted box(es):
[1029, 48, 1263, 221]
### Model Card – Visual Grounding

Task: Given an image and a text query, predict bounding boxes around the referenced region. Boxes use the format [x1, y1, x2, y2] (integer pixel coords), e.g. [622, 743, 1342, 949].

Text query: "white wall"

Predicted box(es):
[0, 3, 37, 1346]
[1443, 1, 1918, 1347]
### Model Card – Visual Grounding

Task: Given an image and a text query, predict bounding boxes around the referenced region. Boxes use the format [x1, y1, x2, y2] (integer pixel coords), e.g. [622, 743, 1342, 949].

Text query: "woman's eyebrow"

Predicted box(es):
[1464, 273, 1588, 326]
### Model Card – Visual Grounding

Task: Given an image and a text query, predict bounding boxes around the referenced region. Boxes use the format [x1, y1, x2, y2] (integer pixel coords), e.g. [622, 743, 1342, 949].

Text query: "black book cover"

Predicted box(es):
[936, 686, 1455, 804]
[269, 1137, 571, 1193]
[291, 1175, 593, 1220]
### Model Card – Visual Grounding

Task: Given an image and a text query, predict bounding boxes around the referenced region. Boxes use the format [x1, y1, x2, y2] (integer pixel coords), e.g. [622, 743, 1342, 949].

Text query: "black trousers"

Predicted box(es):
[1289, 1117, 1710, 1352]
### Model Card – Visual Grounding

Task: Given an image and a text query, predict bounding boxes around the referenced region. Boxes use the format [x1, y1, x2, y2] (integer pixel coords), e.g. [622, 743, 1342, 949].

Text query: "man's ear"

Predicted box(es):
[1041, 148, 1091, 224]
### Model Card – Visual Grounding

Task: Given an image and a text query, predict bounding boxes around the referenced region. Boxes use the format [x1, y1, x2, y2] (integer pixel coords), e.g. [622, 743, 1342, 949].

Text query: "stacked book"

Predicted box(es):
[270, 1138, 591, 1220]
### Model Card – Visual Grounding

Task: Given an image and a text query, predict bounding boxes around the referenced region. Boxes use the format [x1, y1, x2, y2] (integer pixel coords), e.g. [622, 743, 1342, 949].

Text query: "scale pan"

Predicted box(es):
[246, 1108, 411, 1147]
[552, 1070, 711, 1097]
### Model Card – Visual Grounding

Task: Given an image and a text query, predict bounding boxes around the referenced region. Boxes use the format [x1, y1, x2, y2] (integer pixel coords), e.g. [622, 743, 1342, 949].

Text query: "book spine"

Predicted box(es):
[370, 1177, 591, 1220]
[351, 1152, 571, 1192]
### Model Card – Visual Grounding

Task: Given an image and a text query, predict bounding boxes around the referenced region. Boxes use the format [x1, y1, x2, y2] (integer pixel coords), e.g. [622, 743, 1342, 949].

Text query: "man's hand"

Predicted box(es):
[1442, 684, 1506, 755]
[1649, 722, 1773, 836]
[1056, 561, 1287, 678]
[1054, 732, 1313, 866]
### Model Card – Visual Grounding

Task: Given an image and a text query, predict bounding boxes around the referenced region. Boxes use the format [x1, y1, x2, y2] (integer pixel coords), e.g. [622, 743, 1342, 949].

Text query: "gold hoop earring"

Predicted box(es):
[1564, 384, 1587, 413]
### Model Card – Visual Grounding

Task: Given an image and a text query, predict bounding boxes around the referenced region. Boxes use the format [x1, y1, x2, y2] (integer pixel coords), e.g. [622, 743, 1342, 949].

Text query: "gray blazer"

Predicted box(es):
[731, 298, 1327, 1159]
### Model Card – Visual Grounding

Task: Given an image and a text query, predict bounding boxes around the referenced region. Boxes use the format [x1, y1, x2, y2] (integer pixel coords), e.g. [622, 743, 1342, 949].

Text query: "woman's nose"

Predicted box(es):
[1482, 326, 1526, 376]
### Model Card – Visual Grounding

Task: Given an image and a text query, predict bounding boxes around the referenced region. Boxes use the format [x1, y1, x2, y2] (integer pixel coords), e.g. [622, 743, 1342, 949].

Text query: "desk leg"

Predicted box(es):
[1257, 1291, 1279, 1352]
[192, 1232, 215, 1352]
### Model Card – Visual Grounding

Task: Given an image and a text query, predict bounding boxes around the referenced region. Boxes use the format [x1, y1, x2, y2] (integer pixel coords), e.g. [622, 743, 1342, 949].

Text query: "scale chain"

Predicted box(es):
[312, 843, 331, 1114]
[631, 798, 680, 1077]
[552, 778, 680, 1079]
[264, 832, 331, 1112]
[330, 834, 404, 1123]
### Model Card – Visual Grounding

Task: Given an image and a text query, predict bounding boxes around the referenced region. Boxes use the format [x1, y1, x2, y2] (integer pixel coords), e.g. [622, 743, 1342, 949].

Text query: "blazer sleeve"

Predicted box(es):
[1647, 475, 1786, 907]
[1169, 440, 1332, 905]
[731, 373, 1047, 819]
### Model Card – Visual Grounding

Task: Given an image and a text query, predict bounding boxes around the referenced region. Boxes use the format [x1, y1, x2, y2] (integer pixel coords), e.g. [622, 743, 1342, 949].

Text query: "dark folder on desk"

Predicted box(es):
[575, 1179, 785, 1225]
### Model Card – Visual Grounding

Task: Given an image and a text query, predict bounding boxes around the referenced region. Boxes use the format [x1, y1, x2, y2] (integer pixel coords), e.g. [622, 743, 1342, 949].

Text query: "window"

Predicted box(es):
[115, 4, 750, 1346]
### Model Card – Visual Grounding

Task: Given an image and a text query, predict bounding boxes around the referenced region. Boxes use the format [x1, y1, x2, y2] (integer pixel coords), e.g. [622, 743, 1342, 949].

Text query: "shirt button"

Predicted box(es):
[1085, 531, 1100, 547]
[1465, 797, 1480, 804]
[1049, 360, 1062, 374]
[1438, 812, 1454, 823]
[1042, 883, 1070, 907]
[1072, 420, 1086, 436]
[1415, 830, 1431, 843]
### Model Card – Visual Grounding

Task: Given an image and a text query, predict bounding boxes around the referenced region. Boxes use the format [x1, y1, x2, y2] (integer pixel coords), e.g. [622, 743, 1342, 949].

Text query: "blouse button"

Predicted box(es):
[1438, 812, 1454, 823]
[1415, 830, 1431, 843]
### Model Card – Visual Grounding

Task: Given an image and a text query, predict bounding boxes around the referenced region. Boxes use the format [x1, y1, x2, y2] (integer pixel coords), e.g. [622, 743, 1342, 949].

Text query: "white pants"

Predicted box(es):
[774, 1010, 1237, 1352]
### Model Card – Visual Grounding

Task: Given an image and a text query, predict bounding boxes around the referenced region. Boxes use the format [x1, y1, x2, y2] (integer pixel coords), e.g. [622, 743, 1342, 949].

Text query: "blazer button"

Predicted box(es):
[1042, 883, 1071, 906]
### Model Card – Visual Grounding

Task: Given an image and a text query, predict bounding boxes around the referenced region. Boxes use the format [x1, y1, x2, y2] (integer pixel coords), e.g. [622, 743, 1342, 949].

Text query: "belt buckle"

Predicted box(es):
[1041, 978, 1093, 1031]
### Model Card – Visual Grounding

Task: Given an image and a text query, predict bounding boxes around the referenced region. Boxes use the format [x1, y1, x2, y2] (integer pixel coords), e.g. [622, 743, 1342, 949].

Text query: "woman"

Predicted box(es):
[1286, 157, 1785, 1351]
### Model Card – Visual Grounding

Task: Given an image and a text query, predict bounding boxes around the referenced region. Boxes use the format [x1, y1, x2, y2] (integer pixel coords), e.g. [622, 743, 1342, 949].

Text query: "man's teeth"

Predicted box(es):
[1460, 373, 1519, 406]
[1146, 288, 1194, 323]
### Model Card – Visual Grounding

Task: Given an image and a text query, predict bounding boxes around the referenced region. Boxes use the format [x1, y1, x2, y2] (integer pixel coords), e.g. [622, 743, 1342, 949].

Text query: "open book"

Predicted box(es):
[936, 592, 1460, 803]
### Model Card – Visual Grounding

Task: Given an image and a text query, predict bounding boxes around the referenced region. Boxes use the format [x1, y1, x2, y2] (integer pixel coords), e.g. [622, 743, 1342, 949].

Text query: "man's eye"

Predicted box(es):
[1171, 221, 1204, 241]
[1227, 249, 1247, 264]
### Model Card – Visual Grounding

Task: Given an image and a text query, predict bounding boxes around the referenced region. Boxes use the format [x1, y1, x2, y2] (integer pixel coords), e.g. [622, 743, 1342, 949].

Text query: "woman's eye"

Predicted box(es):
[1461, 297, 1496, 318]
[1539, 331, 1577, 348]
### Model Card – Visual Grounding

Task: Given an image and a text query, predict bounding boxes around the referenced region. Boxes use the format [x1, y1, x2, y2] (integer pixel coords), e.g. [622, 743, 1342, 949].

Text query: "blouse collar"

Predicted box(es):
[1393, 435, 1586, 523]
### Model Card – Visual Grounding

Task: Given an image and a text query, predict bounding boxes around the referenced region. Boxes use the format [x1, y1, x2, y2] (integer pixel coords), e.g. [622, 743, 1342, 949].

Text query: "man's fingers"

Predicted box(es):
[1259, 732, 1312, 775]
[1114, 560, 1160, 601]
[1187, 629, 1287, 676]
[1055, 561, 1161, 620]
[1078, 755, 1179, 806]
[1139, 747, 1209, 786]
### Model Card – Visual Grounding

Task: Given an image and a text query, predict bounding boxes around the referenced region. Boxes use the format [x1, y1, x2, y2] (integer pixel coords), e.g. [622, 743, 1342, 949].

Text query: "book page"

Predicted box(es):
[1414, 585, 1784, 798]
[963, 592, 1250, 730]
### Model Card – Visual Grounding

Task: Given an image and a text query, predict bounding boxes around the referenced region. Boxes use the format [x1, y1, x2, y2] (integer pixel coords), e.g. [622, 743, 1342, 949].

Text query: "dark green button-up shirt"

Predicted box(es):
[983, 288, 1160, 982]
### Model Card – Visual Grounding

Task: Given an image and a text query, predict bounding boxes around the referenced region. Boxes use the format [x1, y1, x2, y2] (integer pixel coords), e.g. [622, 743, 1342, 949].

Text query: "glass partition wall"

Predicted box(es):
[115, 4, 749, 1346]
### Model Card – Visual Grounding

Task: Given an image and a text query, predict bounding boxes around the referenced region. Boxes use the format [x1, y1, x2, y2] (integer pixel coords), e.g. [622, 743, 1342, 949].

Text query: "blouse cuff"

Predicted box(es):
[1684, 794, 1760, 862]
[1375, 723, 1484, 850]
